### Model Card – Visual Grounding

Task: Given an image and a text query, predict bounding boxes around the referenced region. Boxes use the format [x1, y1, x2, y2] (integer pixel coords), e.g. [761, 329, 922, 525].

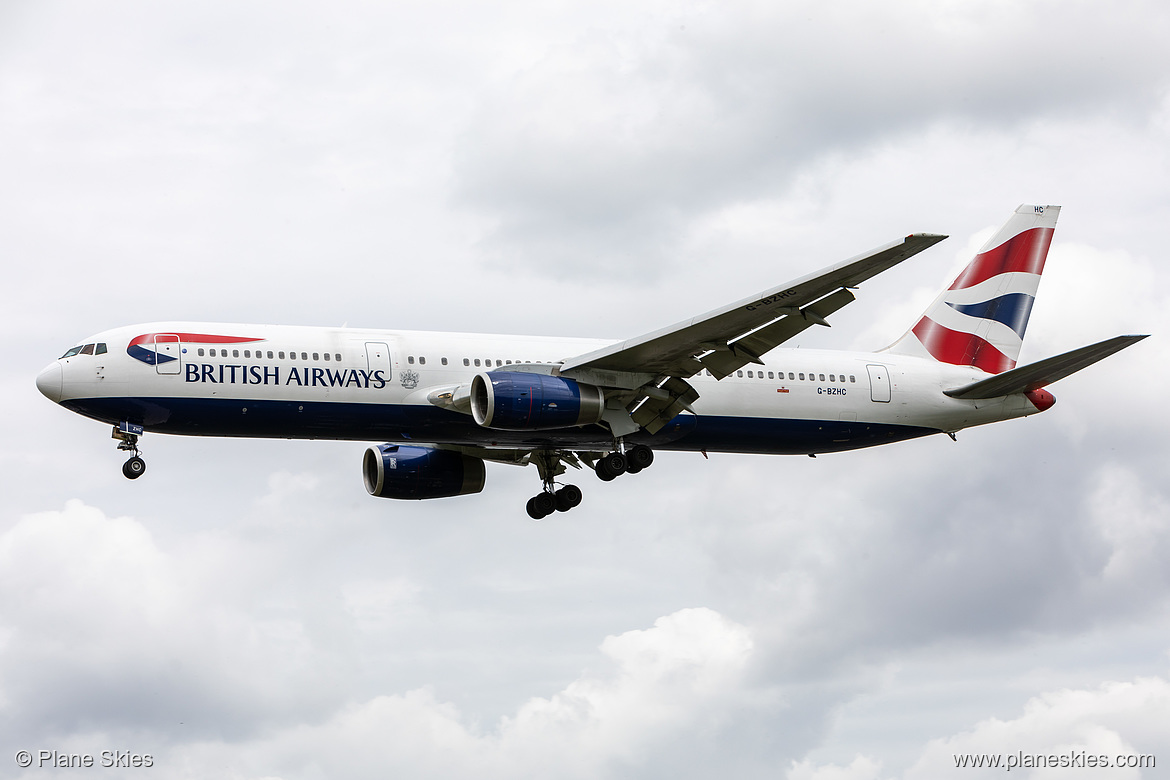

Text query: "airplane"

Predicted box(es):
[36, 205, 1146, 518]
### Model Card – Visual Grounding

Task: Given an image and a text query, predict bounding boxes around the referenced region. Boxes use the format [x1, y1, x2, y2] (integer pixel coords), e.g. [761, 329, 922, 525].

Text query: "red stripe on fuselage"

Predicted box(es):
[948, 227, 1053, 290]
[911, 318, 1015, 374]
[128, 332, 265, 348]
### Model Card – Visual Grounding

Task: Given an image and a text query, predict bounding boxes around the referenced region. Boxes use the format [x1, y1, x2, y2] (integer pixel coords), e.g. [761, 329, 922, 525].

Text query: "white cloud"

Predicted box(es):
[903, 676, 1170, 779]
[167, 608, 754, 780]
[1088, 464, 1170, 586]
[788, 755, 882, 780]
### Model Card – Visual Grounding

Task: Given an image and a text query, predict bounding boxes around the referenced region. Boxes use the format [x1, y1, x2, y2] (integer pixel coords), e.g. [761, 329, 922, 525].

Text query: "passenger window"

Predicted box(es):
[335, 354, 341, 361]
[301, 352, 307, 361]
[198, 348, 205, 356]
[80, 344, 95, 355]
[441, 357, 448, 365]
[408, 356, 415, 364]
[419, 357, 426, 365]
[850, 375, 856, 383]
[799, 373, 805, 380]
[323, 353, 330, 361]
[819, 374, 825, 381]
[768, 372, 774, 379]
[463, 358, 470, 366]
[233, 349, 240, 358]
[312, 352, 319, 361]
[268, 351, 274, 359]
[244, 350, 251, 358]
[474, 359, 481, 367]
[788, 372, 794, 380]
[747, 371, 753, 378]
[95, 343, 107, 355]
[737, 370, 743, 377]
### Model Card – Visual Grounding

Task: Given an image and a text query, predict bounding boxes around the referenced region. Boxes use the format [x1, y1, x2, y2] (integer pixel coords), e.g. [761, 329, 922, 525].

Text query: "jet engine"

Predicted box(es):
[470, 371, 605, 430]
[363, 444, 486, 500]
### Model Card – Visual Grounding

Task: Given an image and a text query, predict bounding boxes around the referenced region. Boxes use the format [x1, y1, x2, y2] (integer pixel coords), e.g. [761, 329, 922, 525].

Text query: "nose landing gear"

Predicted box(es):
[113, 423, 147, 480]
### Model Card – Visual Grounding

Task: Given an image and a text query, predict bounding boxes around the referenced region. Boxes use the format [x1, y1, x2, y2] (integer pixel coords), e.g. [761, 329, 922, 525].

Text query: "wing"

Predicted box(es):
[558, 233, 947, 433]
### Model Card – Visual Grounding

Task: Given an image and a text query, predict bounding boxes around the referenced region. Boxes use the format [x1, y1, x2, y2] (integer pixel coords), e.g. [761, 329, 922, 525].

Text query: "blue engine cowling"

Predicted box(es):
[470, 371, 605, 430]
[363, 444, 486, 500]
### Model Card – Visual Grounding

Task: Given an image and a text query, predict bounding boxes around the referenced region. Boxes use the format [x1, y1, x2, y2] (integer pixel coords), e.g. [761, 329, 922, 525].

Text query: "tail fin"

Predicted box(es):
[886, 204, 1059, 374]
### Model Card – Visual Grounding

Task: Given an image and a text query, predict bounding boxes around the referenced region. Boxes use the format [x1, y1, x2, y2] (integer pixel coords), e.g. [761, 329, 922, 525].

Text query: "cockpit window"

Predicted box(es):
[95, 343, 107, 355]
[80, 344, 95, 355]
[61, 346, 84, 358]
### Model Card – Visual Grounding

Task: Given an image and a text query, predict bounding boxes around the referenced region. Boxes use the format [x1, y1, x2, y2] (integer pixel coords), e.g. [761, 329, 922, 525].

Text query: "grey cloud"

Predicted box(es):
[452, 2, 1170, 281]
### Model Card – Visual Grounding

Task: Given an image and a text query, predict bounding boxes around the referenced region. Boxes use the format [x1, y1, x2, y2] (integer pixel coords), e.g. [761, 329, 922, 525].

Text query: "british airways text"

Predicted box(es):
[185, 364, 388, 388]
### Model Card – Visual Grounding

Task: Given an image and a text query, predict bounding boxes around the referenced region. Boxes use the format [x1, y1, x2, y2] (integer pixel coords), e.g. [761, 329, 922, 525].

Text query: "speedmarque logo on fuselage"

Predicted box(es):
[127, 332, 264, 366]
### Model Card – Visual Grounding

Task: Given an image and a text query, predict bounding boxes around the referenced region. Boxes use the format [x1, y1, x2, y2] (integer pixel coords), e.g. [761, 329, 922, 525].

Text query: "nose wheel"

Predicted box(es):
[113, 423, 147, 480]
[122, 456, 146, 479]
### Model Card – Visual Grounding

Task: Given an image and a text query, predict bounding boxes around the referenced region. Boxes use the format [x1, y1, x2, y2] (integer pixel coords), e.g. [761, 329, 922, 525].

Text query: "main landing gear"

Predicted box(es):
[524, 449, 589, 520]
[594, 444, 654, 481]
[525, 484, 583, 520]
[113, 423, 147, 480]
[523, 444, 655, 519]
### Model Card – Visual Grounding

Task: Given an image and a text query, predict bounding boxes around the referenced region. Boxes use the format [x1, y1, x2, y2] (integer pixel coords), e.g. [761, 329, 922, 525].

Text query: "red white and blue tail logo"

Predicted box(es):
[127, 332, 264, 365]
[887, 205, 1059, 374]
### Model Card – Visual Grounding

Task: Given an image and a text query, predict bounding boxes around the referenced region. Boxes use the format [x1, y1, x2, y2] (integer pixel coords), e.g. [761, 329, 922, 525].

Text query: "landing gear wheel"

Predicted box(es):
[526, 491, 557, 519]
[627, 445, 654, 471]
[596, 451, 627, 480]
[122, 456, 146, 480]
[555, 484, 582, 512]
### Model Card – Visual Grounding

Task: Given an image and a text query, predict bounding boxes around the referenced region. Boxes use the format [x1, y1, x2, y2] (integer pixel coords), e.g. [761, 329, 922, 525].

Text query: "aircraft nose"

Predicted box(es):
[36, 362, 63, 403]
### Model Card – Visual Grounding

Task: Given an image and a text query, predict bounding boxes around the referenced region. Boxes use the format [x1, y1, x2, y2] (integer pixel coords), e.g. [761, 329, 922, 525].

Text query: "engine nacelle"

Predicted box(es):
[363, 444, 486, 500]
[470, 371, 605, 430]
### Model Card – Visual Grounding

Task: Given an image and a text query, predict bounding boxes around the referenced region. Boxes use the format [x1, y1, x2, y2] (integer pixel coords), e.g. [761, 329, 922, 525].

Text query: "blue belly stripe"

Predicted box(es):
[62, 396, 939, 455]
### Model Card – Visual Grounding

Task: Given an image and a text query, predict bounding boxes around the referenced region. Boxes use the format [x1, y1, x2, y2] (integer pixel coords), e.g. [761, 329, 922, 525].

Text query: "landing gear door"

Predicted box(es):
[155, 334, 181, 375]
[866, 364, 891, 403]
[365, 342, 393, 386]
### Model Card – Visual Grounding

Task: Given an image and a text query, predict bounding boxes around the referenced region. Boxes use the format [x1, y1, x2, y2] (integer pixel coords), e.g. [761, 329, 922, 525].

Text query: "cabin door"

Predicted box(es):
[866, 364, 891, 403]
[154, 334, 181, 375]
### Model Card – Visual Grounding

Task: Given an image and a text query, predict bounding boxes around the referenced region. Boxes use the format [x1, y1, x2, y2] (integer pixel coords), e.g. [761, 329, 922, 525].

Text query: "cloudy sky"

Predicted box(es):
[3, 0, 1169, 777]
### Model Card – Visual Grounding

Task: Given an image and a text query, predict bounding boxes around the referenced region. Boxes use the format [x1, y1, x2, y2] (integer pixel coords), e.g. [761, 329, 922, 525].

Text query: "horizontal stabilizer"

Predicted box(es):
[944, 334, 1148, 399]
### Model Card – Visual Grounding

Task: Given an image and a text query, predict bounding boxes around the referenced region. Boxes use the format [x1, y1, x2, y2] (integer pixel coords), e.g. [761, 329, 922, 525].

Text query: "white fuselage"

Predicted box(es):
[37, 321, 1045, 456]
